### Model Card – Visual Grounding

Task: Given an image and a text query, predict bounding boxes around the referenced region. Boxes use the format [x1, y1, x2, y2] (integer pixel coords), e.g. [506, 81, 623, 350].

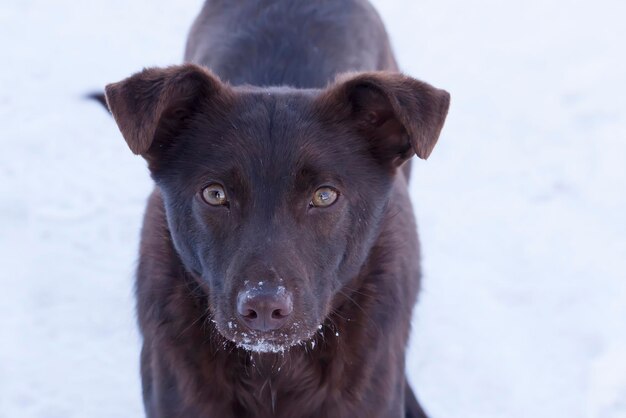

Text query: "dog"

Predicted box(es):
[103, 1, 449, 417]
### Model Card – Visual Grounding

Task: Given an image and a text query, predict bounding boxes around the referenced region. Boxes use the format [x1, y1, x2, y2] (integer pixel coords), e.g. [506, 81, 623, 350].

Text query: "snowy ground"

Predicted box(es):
[1, 0, 625, 417]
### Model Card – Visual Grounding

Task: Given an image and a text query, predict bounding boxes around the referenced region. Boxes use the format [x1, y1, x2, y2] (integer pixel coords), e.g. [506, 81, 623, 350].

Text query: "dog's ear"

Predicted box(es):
[317, 72, 450, 165]
[105, 64, 229, 157]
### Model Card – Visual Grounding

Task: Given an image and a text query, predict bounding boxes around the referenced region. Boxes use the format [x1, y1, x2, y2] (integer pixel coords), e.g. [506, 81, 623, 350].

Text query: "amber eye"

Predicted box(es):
[201, 184, 228, 206]
[311, 187, 339, 208]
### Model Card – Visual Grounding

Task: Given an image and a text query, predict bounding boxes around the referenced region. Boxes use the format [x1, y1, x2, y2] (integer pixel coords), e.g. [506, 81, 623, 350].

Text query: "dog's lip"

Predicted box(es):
[217, 321, 317, 353]
[232, 332, 301, 353]
[236, 338, 293, 353]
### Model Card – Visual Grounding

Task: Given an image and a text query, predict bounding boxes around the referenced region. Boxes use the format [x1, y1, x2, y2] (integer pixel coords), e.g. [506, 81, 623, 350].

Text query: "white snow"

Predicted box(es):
[237, 340, 289, 354]
[1, 0, 625, 417]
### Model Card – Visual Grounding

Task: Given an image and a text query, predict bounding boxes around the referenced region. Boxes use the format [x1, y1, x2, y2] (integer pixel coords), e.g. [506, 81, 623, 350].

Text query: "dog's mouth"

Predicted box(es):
[217, 321, 318, 354]
[236, 336, 296, 353]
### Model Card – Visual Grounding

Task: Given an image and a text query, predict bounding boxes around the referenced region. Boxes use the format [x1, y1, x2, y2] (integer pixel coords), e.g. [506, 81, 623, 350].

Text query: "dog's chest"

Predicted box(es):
[229, 353, 328, 418]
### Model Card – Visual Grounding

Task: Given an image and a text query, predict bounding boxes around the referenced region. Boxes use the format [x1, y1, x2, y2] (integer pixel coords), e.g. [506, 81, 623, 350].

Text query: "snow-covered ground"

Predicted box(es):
[1, 0, 624, 417]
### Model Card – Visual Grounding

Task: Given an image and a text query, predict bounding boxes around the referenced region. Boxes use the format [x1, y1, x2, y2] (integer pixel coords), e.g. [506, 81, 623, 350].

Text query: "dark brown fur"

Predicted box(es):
[104, 1, 449, 417]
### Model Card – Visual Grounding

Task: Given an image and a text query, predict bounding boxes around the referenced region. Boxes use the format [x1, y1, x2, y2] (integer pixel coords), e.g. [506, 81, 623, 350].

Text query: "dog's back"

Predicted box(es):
[185, 0, 397, 87]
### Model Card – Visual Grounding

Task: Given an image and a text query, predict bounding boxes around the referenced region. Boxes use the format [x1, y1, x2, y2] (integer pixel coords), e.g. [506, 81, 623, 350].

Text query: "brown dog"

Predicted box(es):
[104, 1, 449, 417]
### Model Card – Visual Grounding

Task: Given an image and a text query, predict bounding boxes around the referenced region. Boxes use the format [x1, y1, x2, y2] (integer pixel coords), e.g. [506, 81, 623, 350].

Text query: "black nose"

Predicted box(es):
[236, 287, 293, 332]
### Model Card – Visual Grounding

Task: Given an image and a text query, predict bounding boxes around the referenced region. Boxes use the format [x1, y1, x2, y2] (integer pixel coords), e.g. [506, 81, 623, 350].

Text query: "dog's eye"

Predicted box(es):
[201, 184, 228, 206]
[311, 187, 338, 208]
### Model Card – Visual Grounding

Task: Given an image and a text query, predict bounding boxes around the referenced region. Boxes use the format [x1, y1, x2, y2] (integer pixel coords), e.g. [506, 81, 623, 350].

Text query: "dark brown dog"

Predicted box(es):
[104, 1, 449, 417]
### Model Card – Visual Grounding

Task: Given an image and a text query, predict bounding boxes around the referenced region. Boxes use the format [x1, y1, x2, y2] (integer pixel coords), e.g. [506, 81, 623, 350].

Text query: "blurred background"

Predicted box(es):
[1, 0, 625, 417]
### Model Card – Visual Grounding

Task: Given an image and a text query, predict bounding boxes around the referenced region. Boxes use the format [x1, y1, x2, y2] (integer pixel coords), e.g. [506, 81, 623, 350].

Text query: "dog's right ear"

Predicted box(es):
[105, 64, 230, 157]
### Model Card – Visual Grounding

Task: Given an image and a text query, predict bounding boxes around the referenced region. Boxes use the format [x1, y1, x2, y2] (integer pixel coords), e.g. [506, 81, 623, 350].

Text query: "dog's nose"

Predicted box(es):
[236, 287, 293, 332]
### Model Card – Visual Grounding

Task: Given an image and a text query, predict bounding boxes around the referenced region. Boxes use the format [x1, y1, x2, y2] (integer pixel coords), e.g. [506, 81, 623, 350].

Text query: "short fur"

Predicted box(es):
[104, 1, 449, 417]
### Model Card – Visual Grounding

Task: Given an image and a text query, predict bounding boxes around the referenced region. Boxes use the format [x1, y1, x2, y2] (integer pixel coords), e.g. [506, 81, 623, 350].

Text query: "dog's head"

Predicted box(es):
[105, 64, 449, 352]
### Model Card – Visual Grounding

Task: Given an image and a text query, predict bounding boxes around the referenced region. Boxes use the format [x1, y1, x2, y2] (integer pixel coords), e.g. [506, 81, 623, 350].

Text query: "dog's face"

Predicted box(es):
[105, 65, 449, 352]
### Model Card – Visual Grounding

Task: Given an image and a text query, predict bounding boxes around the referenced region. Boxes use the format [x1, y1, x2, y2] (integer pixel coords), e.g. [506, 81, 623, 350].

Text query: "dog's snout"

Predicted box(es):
[236, 287, 293, 332]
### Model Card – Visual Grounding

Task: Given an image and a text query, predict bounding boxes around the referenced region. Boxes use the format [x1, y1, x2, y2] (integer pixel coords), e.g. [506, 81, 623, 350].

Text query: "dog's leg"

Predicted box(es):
[140, 344, 158, 418]
[405, 379, 428, 418]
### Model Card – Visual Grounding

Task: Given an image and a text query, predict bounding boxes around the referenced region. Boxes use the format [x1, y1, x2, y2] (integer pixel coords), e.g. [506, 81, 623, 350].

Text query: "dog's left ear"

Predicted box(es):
[317, 72, 450, 165]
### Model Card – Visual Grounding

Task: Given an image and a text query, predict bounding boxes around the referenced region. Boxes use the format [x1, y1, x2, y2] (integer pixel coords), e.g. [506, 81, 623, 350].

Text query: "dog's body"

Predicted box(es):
[103, 1, 449, 417]
[185, 0, 398, 87]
